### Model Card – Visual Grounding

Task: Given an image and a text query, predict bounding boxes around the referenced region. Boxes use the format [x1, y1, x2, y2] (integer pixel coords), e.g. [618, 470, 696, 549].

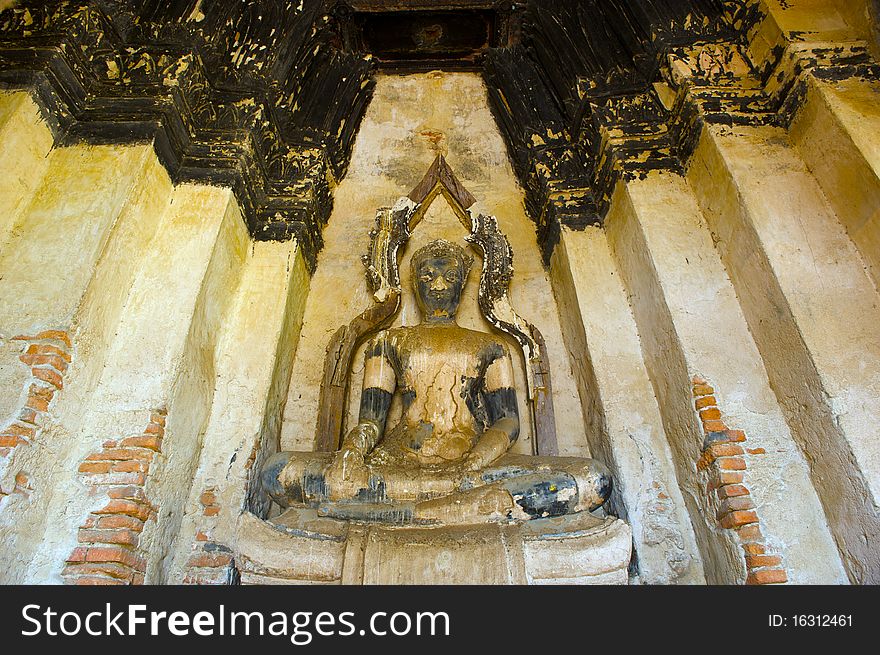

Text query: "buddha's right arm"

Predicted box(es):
[341, 338, 397, 456]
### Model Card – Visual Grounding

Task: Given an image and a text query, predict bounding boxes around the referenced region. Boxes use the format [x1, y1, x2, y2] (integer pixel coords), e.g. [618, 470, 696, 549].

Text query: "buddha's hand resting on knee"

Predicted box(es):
[325, 446, 370, 488]
[325, 422, 377, 487]
[463, 426, 510, 471]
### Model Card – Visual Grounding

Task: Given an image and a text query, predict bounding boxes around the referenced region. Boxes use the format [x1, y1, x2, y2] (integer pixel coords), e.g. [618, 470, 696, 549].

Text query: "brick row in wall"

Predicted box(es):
[0, 330, 70, 456]
[0, 330, 71, 503]
[62, 410, 166, 585]
[182, 487, 237, 585]
[693, 376, 788, 585]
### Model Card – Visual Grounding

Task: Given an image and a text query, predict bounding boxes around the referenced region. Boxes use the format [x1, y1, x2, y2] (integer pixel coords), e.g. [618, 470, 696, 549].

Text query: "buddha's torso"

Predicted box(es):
[366, 323, 507, 467]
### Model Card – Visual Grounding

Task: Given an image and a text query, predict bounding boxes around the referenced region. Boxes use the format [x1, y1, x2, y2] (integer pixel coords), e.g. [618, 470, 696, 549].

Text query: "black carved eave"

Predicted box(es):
[0, 0, 377, 271]
[481, 0, 739, 263]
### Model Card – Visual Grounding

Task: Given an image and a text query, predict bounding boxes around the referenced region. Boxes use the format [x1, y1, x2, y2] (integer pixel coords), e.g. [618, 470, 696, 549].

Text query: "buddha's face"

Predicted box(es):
[414, 254, 465, 321]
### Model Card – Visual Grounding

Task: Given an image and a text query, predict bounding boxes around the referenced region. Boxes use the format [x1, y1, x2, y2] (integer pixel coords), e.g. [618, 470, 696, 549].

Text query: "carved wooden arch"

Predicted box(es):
[315, 155, 558, 456]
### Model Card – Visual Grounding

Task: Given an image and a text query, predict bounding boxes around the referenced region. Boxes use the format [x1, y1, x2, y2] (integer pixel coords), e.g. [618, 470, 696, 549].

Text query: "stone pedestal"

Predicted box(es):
[233, 510, 632, 585]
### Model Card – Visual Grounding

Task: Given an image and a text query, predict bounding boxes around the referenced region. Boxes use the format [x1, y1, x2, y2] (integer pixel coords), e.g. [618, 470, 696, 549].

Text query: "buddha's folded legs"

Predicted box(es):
[261, 450, 611, 524]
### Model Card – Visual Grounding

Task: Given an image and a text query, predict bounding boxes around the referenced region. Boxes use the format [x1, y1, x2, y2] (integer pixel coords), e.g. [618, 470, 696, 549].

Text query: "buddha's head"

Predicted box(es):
[411, 239, 473, 322]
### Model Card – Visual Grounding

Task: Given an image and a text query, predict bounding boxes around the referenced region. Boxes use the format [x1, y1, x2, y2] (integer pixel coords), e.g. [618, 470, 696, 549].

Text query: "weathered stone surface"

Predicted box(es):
[233, 508, 631, 585]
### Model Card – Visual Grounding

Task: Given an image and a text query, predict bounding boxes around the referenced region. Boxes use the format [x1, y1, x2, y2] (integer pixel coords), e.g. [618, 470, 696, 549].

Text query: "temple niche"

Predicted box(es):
[0, 0, 878, 585]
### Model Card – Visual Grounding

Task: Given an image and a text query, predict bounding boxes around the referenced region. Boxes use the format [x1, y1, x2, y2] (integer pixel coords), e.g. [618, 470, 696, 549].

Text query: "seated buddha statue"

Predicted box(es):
[262, 239, 612, 525]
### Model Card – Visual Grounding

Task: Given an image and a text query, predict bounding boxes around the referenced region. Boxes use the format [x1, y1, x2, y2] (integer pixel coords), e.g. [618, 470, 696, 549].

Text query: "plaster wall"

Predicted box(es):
[0, 128, 261, 582]
[0, 142, 166, 581]
[0, 91, 52, 247]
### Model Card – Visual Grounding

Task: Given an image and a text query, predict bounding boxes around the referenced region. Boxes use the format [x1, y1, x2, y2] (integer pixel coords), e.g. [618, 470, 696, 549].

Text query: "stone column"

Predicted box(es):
[687, 122, 880, 583]
[0, 142, 166, 582]
[604, 170, 847, 584]
[790, 75, 880, 288]
[661, 6, 880, 581]
[550, 226, 705, 584]
[166, 240, 311, 585]
[58, 184, 249, 585]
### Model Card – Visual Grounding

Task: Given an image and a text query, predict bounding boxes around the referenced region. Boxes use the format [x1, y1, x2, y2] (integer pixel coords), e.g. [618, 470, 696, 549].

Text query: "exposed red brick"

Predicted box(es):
[119, 435, 162, 451]
[84, 546, 146, 572]
[18, 408, 38, 425]
[14, 472, 32, 494]
[746, 554, 783, 569]
[746, 569, 787, 585]
[24, 343, 71, 362]
[33, 330, 72, 347]
[718, 496, 756, 514]
[3, 423, 36, 439]
[107, 486, 148, 502]
[695, 396, 717, 410]
[109, 460, 149, 474]
[78, 528, 140, 547]
[67, 547, 89, 563]
[742, 543, 766, 556]
[25, 395, 50, 412]
[735, 524, 764, 543]
[716, 456, 746, 471]
[187, 553, 232, 568]
[706, 443, 744, 460]
[719, 510, 759, 529]
[96, 514, 145, 532]
[716, 471, 744, 485]
[62, 562, 136, 581]
[33, 368, 63, 389]
[85, 448, 153, 462]
[693, 384, 714, 397]
[203, 506, 220, 517]
[20, 353, 69, 371]
[702, 419, 727, 432]
[75, 576, 125, 586]
[144, 422, 163, 435]
[725, 430, 746, 443]
[699, 407, 722, 421]
[93, 500, 152, 522]
[716, 484, 750, 499]
[746, 447, 766, 455]
[65, 410, 164, 586]
[78, 461, 112, 474]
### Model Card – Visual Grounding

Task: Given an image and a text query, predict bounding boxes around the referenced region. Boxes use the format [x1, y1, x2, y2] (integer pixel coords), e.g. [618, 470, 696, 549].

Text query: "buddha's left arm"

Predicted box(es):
[467, 346, 520, 469]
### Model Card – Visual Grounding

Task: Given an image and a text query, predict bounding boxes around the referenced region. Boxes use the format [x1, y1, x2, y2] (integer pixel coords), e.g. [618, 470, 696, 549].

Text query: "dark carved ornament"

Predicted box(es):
[2, 1, 876, 265]
[0, 0, 377, 269]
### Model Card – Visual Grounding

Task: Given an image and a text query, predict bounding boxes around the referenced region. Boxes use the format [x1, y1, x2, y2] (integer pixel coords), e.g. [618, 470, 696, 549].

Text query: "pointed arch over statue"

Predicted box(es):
[315, 155, 558, 456]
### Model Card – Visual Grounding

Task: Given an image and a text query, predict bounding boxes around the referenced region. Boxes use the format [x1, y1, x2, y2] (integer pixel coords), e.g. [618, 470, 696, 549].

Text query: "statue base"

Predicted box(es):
[232, 509, 632, 584]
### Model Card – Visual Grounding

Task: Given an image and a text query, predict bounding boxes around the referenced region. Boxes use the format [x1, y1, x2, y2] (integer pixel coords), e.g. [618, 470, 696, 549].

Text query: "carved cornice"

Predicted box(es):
[483, 0, 740, 260]
[484, 0, 880, 259]
[0, 1, 376, 270]
[2, 1, 876, 267]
